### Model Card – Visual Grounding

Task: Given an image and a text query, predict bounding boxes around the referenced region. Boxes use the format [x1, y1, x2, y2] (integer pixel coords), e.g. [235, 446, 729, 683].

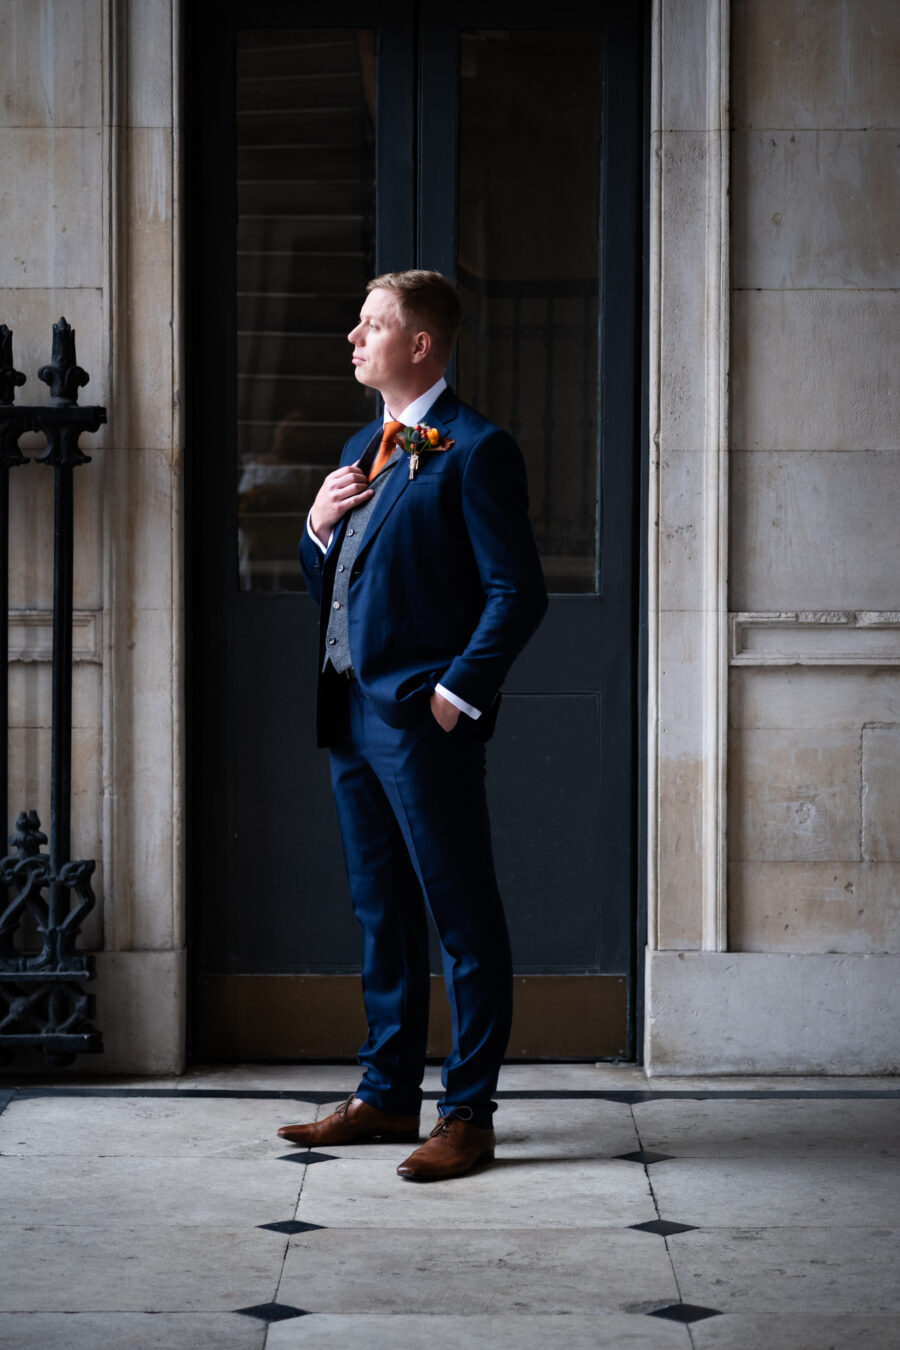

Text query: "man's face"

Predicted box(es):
[348, 288, 417, 396]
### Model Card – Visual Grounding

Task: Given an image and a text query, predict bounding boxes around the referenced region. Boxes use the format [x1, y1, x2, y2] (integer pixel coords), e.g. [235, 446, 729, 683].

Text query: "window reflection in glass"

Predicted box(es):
[457, 30, 604, 593]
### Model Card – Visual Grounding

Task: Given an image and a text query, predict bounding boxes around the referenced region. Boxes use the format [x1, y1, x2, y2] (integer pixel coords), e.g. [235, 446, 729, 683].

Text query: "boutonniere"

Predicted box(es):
[394, 422, 455, 480]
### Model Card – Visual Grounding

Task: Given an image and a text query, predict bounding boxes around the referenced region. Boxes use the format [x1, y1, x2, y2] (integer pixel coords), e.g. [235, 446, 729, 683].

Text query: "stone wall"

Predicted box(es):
[728, 0, 900, 954]
[3, 0, 185, 1073]
[646, 0, 900, 1074]
[4, 0, 897, 1075]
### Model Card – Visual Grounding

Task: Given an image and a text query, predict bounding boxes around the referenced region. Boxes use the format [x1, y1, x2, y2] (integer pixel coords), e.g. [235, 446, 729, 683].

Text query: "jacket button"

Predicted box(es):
[333, 601, 341, 610]
[327, 636, 337, 645]
[347, 528, 355, 537]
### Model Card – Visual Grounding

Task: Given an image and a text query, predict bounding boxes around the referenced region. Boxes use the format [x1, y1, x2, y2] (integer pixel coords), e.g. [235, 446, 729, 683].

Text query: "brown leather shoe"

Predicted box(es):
[396, 1113, 495, 1181]
[277, 1095, 420, 1147]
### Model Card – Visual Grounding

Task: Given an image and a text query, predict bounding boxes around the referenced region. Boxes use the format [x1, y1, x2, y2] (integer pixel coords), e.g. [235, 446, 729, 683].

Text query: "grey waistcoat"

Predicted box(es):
[323, 446, 403, 673]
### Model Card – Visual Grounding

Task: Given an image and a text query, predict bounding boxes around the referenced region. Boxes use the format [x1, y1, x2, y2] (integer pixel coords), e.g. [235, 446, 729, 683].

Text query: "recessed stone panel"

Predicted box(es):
[729, 727, 861, 863]
[731, 450, 900, 612]
[862, 725, 900, 861]
[0, 128, 104, 288]
[729, 668, 900, 732]
[733, 130, 900, 289]
[731, 292, 899, 452]
[729, 860, 900, 953]
[0, 0, 102, 128]
[732, 0, 900, 130]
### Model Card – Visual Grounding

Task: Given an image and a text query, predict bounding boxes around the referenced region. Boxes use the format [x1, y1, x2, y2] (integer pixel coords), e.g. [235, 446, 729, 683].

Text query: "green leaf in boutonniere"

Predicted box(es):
[395, 422, 455, 480]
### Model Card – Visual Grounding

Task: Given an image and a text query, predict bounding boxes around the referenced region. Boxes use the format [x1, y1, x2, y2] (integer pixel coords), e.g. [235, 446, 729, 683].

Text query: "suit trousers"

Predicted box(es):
[329, 678, 513, 1129]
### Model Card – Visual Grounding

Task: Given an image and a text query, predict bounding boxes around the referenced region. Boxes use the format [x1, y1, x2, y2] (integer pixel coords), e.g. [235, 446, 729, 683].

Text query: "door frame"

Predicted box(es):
[184, 0, 649, 1063]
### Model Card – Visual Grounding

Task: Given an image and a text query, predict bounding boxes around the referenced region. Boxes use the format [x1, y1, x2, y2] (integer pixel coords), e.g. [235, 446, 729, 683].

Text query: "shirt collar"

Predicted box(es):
[386, 376, 448, 429]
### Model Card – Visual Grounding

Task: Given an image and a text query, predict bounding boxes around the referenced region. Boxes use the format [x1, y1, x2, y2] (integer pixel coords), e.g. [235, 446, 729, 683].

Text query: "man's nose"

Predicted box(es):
[348, 323, 362, 344]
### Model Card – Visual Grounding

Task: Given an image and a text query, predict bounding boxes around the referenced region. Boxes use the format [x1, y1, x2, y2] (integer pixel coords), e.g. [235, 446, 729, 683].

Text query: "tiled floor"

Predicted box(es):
[0, 1065, 898, 1348]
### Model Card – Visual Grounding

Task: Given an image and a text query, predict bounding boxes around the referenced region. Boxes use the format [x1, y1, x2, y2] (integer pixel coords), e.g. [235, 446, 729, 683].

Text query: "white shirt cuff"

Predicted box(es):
[435, 683, 481, 720]
[307, 517, 333, 553]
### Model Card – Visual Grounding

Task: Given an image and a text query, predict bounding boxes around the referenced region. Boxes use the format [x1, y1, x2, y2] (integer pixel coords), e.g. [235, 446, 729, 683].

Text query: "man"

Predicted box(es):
[278, 270, 547, 1180]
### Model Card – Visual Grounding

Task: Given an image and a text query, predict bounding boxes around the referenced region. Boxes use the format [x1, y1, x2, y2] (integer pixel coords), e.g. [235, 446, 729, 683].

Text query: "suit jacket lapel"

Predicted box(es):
[351, 389, 461, 563]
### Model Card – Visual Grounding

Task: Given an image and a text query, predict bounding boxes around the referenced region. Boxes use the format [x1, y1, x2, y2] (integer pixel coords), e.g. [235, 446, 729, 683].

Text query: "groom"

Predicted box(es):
[278, 270, 547, 1180]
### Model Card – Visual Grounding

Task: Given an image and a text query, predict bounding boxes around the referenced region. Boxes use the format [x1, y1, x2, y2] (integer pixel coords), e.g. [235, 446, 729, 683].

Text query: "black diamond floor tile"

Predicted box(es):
[649, 1304, 721, 1325]
[277, 1150, 338, 1165]
[615, 1150, 675, 1165]
[257, 1220, 325, 1235]
[630, 1219, 697, 1237]
[235, 1303, 309, 1323]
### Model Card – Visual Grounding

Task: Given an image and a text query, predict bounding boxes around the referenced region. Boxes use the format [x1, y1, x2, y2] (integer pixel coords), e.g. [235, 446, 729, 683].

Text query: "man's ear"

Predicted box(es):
[410, 329, 432, 364]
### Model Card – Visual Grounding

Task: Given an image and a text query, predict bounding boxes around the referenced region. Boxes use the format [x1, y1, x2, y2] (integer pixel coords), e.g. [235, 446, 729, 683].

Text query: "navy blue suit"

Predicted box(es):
[299, 387, 547, 1125]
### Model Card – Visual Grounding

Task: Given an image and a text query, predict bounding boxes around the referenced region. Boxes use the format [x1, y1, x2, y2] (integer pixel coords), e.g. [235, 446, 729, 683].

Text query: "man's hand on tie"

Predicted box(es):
[309, 464, 373, 543]
[430, 689, 461, 733]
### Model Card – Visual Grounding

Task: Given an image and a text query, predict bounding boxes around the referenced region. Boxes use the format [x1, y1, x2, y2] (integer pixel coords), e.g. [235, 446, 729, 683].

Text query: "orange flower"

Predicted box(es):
[426, 426, 440, 446]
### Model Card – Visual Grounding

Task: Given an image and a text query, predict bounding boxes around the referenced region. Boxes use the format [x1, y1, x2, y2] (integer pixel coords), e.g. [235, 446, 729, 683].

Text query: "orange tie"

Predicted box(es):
[368, 420, 403, 481]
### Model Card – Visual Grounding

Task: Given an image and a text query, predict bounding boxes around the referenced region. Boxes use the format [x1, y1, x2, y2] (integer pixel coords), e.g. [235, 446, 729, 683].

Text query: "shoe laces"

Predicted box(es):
[431, 1106, 474, 1137]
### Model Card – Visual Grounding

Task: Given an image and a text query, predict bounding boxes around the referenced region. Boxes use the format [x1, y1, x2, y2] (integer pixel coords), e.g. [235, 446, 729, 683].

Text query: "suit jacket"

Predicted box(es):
[298, 387, 548, 746]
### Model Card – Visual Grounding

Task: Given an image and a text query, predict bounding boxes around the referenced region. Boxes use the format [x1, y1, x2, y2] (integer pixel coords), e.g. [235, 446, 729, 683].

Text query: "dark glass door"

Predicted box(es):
[188, 2, 643, 1060]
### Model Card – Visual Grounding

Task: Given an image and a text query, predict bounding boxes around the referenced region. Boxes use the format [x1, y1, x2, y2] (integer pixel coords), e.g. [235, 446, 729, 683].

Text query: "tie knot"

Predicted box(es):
[382, 420, 404, 443]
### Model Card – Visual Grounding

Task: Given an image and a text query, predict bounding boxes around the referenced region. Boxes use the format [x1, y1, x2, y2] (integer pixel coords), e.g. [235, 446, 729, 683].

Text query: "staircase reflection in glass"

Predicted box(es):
[235, 28, 376, 592]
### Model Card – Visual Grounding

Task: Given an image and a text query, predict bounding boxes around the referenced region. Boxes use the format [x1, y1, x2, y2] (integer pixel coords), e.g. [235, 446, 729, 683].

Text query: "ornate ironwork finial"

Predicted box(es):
[38, 317, 90, 406]
[9, 810, 48, 859]
[0, 324, 27, 406]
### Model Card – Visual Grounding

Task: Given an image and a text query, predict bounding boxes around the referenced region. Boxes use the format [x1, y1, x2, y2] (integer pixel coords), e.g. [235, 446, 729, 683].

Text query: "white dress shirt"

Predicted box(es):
[308, 376, 480, 719]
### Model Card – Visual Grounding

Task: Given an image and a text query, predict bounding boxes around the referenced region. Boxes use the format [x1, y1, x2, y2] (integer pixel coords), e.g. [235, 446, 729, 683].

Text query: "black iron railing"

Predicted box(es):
[0, 319, 105, 1066]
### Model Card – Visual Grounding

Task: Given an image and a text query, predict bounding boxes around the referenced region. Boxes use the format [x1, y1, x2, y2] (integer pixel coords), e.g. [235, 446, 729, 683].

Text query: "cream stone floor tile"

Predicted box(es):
[692, 1313, 900, 1350]
[278, 1228, 680, 1315]
[1, 1155, 302, 1227]
[0, 1225, 279, 1313]
[0, 1095, 314, 1158]
[670, 1228, 900, 1315]
[267, 1312, 692, 1349]
[298, 1096, 640, 1161]
[650, 1156, 900, 1228]
[296, 1156, 655, 1230]
[634, 1098, 900, 1157]
[0, 1312, 266, 1350]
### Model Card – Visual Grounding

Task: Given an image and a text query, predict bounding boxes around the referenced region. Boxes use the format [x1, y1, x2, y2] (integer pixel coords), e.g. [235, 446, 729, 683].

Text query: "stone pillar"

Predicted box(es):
[4, 0, 185, 1073]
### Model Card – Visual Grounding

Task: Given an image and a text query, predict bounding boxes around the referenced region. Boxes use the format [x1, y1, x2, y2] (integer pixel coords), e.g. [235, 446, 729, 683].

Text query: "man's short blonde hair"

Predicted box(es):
[367, 270, 462, 367]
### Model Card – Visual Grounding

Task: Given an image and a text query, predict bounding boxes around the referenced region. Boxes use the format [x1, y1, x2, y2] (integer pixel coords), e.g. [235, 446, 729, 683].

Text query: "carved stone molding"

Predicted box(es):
[647, 0, 731, 959]
[9, 610, 102, 664]
[730, 612, 900, 667]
